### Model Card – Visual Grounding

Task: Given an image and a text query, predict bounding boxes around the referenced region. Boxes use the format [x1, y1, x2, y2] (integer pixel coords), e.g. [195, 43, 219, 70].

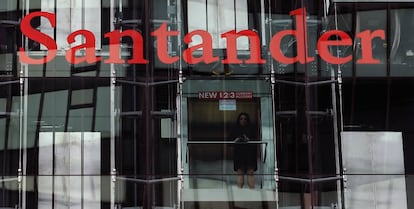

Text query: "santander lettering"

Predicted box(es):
[19, 8, 385, 65]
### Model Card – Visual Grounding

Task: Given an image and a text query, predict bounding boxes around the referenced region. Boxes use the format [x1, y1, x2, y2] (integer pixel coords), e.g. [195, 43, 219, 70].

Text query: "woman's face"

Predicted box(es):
[239, 115, 248, 126]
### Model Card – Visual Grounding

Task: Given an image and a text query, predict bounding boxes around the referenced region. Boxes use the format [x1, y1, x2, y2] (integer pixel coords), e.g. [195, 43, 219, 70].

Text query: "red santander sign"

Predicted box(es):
[19, 8, 385, 65]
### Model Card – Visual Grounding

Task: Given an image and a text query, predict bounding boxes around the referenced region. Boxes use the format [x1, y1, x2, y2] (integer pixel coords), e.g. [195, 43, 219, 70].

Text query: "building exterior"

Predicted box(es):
[0, 0, 413, 209]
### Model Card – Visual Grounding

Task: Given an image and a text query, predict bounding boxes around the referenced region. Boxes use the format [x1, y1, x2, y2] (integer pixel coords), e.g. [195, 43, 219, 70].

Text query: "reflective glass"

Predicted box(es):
[1, 0, 414, 208]
[345, 175, 407, 209]
[390, 8, 414, 76]
[180, 79, 276, 209]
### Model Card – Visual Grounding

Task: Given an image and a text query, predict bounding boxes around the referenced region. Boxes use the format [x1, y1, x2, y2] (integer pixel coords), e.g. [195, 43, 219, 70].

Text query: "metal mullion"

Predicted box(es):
[333, 4, 345, 209]
[176, 0, 184, 207]
[176, 80, 183, 209]
[266, 0, 280, 206]
[298, 3, 315, 208]
[176, 83, 183, 209]
[143, 0, 158, 207]
[110, 0, 117, 209]
[20, 1, 30, 208]
[0, 177, 18, 183]
[150, 110, 176, 118]
[117, 79, 179, 87]
[116, 176, 180, 184]
[275, 79, 336, 86]
[0, 80, 20, 86]
[52, 132, 56, 209]
[119, 111, 142, 117]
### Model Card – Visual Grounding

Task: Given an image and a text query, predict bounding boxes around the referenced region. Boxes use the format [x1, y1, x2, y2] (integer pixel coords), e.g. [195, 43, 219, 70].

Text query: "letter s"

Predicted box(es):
[19, 12, 57, 64]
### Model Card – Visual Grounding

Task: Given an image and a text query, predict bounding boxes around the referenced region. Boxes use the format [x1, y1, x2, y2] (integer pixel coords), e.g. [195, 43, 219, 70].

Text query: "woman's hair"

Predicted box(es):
[236, 112, 250, 126]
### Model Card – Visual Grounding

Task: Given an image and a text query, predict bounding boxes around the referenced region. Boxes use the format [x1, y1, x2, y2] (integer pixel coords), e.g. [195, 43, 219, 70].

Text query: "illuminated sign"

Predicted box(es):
[19, 8, 385, 65]
[198, 91, 253, 100]
[219, 100, 237, 111]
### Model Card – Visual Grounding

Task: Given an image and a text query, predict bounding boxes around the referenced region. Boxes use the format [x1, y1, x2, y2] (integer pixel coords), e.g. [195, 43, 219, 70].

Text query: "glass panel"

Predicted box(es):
[24, 0, 111, 78]
[115, 177, 178, 209]
[0, 0, 19, 78]
[0, 81, 20, 177]
[185, 0, 267, 76]
[0, 2, 21, 204]
[341, 132, 405, 175]
[389, 79, 414, 131]
[36, 132, 101, 208]
[40, 0, 102, 49]
[38, 132, 101, 175]
[276, 83, 337, 177]
[187, 0, 249, 49]
[182, 174, 277, 204]
[71, 89, 94, 106]
[390, 8, 414, 76]
[181, 79, 275, 205]
[35, 175, 102, 209]
[342, 132, 407, 208]
[279, 180, 340, 209]
[0, 176, 19, 208]
[26, 77, 110, 135]
[346, 175, 407, 209]
[406, 175, 414, 208]
[270, 5, 331, 79]
[334, 4, 390, 78]
[355, 9, 387, 77]
[342, 80, 387, 130]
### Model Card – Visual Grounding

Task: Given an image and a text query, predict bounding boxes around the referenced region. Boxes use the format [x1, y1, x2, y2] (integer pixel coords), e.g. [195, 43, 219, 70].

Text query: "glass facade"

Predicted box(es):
[0, 0, 414, 209]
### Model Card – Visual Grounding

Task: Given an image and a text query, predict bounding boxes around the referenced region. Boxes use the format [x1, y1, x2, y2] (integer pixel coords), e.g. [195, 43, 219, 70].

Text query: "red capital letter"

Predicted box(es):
[104, 30, 148, 64]
[221, 29, 266, 64]
[270, 8, 314, 64]
[19, 11, 57, 64]
[356, 30, 385, 64]
[66, 30, 101, 64]
[318, 30, 352, 64]
[151, 22, 179, 64]
[183, 30, 219, 64]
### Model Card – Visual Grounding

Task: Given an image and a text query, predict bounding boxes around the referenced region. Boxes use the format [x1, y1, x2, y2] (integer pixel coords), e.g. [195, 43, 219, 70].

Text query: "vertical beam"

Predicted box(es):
[110, 0, 117, 209]
[142, 0, 155, 208]
[333, 4, 345, 209]
[267, 0, 280, 207]
[20, 1, 30, 208]
[298, 3, 316, 209]
[176, 0, 184, 208]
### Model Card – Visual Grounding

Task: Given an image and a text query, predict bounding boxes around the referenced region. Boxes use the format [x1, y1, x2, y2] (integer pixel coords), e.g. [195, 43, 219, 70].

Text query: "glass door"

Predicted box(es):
[180, 79, 276, 209]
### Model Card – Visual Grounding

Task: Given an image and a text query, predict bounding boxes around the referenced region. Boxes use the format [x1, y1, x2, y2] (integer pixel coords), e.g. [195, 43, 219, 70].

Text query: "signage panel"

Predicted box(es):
[198, 91, 253, 99]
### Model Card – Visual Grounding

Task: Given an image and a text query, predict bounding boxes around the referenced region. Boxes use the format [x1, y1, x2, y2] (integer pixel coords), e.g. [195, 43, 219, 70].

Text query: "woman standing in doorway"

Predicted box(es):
[232, 112, 258, 189]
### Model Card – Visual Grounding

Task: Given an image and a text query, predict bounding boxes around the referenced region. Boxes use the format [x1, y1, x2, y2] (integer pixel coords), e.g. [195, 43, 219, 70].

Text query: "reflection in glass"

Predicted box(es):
[346, 175, 407, 209]
[341, 132, 405, 175]
[355, 9, 387, 77]
[40, 0, 102, 49]
[115, 176, 178, 209]
[38, 132, 101, 208]
[39, 132, 101, 175]
[391, 9, 414, 76]
[341, 132, 407, 209]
